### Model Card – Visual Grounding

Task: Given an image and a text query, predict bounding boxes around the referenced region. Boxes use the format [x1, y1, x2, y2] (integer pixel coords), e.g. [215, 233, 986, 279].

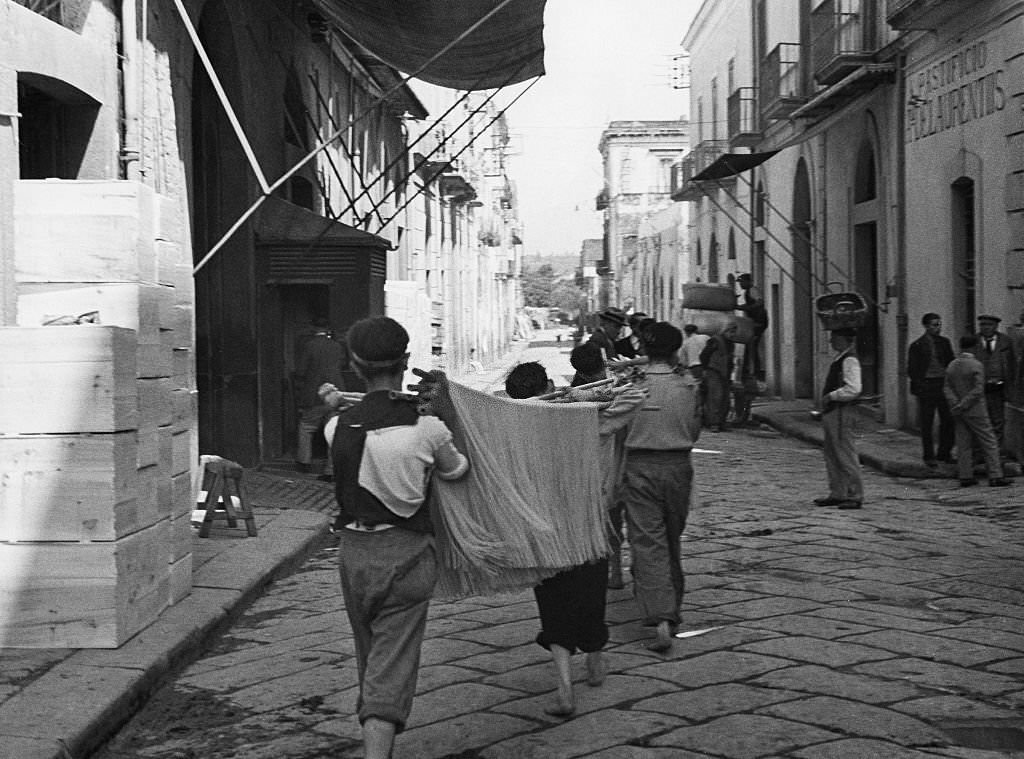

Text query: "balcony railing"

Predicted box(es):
[727, 87, 760, 148]
[886, 0, 969, 29]
[671, 140, 731, 202]
[761, 43, 806, 121]
[811, 0, 878, 86]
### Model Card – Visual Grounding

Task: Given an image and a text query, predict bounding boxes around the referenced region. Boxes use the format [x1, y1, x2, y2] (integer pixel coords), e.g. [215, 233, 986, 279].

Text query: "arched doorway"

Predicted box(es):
[853, 138, 880, 397]
[792, 158, 814, 397]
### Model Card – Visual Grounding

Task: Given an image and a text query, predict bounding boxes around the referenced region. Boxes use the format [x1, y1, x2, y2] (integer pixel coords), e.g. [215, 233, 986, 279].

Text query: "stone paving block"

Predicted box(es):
[767, 556, 866, 575]
[415, 664, 487, 694]
[587, 748, 715, 758]
[700, 596, 824, 620]
[810, 606, 947, 632]
[629, 651, 793, 688]
[0, 736, 67, 759]
[425, 615, 490, 637]
[792, 738, 948, 758]
[448, 598, 537, 625]
[752, 664, 926, 703]
[634, 682, 804, 722]
[917, 579, 1024, 606]
[737, 635, 897, 667]
[650, 714, 843, 758]
[854, 658, 1023, 696]
[407, 682, 521, 727]
[482, 661, 561, 695]
[229, 662, 360, 713]
[831, 565, 948, 584]
[736, 613, 879, 639]
[927, 597, 1024, 620]
[890, 694, 1024, 723]
[928, 625, 1024, 654]
[666, 623, 781, 657]
[493, 674, 679, 722]
[396, 712, 537, 759]
[188, 630, 353, 671]
[224, 610, 341, 644]
[681, 587, 768, 607]
[481, 709, 681, 759]
[448, 618, 539, 648]
[453, 642, 550, 673]
[841, 630, 1019, 666]
[180, 647, 339, 691]
[418, 636, 495, 667]
[721, 576, 871, 603]
[759, 695, 948, 745]
[987, 658, 1024, 676]
[824, 578, 942, 604]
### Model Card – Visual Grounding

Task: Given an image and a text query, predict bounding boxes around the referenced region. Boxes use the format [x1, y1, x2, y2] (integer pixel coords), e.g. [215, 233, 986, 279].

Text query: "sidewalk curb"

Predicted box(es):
[0, 509, 331, 759]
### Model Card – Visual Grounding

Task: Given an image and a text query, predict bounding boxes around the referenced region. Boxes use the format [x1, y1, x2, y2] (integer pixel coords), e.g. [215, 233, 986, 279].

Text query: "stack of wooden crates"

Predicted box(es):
[0, 180, 197, 648]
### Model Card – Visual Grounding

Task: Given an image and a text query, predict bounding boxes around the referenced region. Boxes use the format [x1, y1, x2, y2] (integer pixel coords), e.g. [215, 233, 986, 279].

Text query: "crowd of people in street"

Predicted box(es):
[300, 281, 1023, 758]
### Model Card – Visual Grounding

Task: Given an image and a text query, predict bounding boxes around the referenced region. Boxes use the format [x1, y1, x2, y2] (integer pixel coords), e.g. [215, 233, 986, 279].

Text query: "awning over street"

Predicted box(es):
[314, 0, 547, 90]
[254, 196, 389, 249]
[692, 151, 779, 181]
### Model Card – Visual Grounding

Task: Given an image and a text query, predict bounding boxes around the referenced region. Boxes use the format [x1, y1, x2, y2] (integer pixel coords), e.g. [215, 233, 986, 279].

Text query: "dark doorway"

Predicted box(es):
[708, 232, 719, 282]
[854, 222, 880, 396]
[792, 158, 814, 398]
[266, 284, 332, 461]
[951, 177, 976, 336]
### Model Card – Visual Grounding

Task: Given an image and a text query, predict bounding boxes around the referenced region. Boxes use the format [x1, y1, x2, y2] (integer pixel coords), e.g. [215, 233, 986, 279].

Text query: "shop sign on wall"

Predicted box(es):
[905, 35, 1006, 144]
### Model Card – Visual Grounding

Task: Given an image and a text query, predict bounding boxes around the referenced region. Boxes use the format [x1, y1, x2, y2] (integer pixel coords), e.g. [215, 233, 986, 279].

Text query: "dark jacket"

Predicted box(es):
[906, 333, 954, 396]
[296, 333, 348, 407]
[970, 332, 1014, 387]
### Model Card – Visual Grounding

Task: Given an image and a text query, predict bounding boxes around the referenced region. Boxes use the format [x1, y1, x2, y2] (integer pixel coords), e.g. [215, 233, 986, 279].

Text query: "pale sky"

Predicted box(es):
[505, 0, 702, 257]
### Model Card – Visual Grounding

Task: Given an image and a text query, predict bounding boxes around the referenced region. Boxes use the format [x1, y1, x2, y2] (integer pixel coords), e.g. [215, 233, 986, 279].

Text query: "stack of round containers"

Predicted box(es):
[678, 283, 756, 343]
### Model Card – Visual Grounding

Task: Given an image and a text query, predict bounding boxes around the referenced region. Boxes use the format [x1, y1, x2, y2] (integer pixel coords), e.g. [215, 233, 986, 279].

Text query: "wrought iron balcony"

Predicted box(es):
[760, 43, 806, 121]
[727, 87, 760, 148]
[886, 0, 970, 29]
[671, 140, 731, 201]
[811, 0, 879, 86]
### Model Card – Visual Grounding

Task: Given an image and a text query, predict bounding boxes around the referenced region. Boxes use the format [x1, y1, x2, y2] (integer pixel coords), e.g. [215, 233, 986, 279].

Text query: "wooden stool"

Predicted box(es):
[197, 457, 258, 538]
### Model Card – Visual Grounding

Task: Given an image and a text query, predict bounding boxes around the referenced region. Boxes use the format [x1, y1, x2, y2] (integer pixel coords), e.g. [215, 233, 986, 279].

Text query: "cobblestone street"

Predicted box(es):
[92, 358, 1024, 759]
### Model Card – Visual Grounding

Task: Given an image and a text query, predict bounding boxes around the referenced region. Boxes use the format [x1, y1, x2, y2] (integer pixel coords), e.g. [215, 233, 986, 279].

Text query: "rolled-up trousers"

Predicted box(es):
[622, 450, 692, 628]
[822, 405, 863, 502]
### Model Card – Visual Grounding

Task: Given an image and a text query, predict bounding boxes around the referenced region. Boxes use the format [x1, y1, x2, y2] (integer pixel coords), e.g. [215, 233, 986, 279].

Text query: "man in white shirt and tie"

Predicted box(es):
[972, 314, 1014, 454]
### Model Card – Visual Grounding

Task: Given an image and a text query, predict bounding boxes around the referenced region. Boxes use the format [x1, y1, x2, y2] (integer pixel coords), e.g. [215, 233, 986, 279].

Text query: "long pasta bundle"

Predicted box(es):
[431, 381, 608, 599]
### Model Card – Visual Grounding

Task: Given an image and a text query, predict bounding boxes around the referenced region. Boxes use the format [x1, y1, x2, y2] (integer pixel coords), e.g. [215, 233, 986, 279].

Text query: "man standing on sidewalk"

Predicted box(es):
[972, 314, 1014, 454]
[945, 334, 1012, 488]
[815, 328, 864, 510]
[906, 313, 955, 467]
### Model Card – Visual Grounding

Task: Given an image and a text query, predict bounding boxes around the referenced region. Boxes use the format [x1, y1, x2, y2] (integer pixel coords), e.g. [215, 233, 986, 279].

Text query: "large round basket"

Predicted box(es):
[680, 309, 757, 344]
[815, 292, 867, 330]
[681, 283, 737, 311]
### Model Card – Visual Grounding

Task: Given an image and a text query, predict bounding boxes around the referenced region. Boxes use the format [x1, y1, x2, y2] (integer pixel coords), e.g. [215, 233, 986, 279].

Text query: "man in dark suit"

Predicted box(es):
[972, 314, 1014, 454]
[295, 316, 348, 478]
[906, 312, 955, 467]
[587, 307, 627, 361]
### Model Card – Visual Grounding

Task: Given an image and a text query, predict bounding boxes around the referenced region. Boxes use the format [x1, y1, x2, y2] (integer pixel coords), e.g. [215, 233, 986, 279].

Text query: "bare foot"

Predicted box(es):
[586, 651, 607, 686]
[646, 621, 673, 653]
[543, 697, 575, 717]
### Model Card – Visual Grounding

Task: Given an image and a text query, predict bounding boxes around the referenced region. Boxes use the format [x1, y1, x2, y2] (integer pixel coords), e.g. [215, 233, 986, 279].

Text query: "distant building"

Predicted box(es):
[598, 120, 689, 313]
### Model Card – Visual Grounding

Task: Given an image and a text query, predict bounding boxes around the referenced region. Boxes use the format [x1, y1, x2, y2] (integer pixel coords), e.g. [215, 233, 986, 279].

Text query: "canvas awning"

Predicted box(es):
[312, 0, 547, 90]
[692, 151, 779, 181]
[254, 196, 389, 249]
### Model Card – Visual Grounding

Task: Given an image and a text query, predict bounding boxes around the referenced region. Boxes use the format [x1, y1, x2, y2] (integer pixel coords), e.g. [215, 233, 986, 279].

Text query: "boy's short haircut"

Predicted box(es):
[960, 334, 979, 350]
[643, 322, 683, 359]
[921, 312, 940, 326]
[683, 324, 698, 335]
[347, 317, 409, 377]
[570, 342, 604, 374]
[505, 361, 549, 399]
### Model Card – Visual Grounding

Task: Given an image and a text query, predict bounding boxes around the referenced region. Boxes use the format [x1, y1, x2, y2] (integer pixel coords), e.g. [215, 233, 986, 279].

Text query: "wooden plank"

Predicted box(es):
[170, 470, 193, 519]
[137, 342, 173, 379]
[0, 327, 138, 434]
[171, 389, 197, 434]
[0, 520, 171, 648]
[168, 513, 193, 564]
[138, 377, 173, 428]
[170, 430, 195, 477]
[13, 180, 157, 284]
[16, 282, 174, 342]
[0, 433, 141, 542]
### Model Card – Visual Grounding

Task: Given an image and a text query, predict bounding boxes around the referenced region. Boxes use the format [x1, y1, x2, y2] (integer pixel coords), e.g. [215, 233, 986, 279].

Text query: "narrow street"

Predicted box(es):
[90, 337, 1024, 759]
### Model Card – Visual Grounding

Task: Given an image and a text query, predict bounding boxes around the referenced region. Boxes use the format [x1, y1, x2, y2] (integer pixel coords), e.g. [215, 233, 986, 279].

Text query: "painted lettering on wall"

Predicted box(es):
[905, 39, 1005, 143]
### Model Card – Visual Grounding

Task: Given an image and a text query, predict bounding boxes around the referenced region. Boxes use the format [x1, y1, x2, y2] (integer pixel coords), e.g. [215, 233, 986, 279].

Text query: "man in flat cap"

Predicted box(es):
[588, 307, 628, 362]
[972, 314, 1014, 453]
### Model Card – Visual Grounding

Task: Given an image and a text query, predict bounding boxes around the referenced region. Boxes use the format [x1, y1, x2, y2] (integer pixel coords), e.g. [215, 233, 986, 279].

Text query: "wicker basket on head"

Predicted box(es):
[815, 291, 867, 330]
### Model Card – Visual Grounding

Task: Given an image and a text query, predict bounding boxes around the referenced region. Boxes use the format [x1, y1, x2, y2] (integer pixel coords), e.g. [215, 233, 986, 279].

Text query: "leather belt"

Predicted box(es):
[344, 520, 396, 533]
